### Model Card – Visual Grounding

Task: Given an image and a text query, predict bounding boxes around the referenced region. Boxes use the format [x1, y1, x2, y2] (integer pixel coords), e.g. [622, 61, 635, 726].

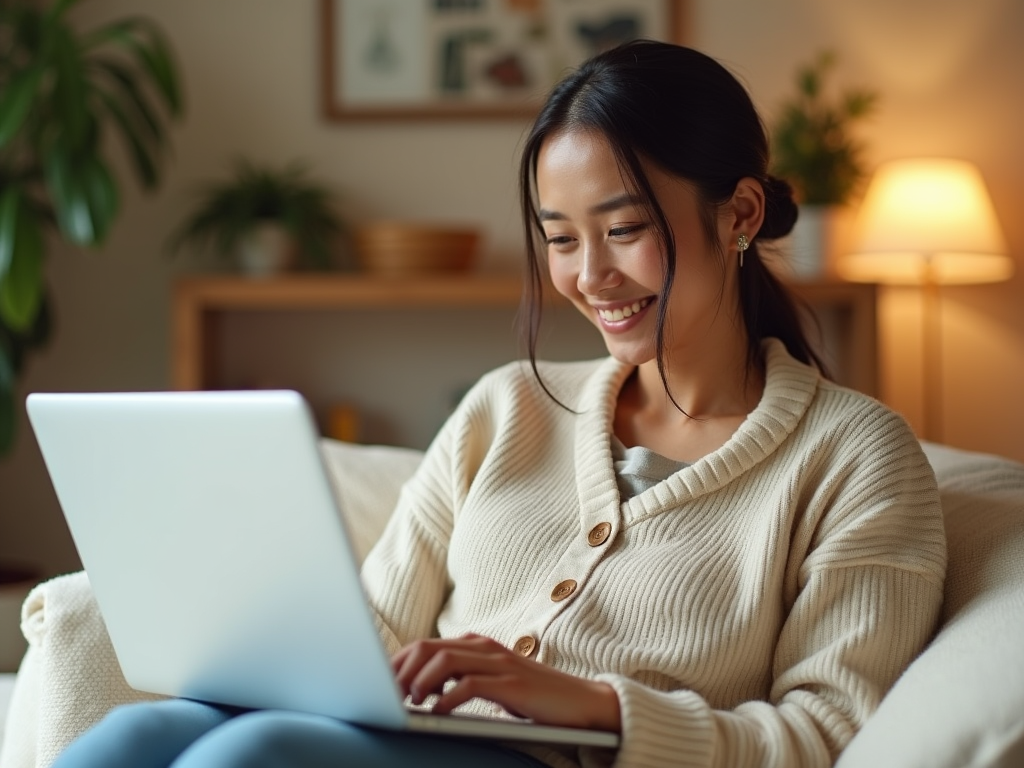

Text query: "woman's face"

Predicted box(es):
[535, 129, 739, 368]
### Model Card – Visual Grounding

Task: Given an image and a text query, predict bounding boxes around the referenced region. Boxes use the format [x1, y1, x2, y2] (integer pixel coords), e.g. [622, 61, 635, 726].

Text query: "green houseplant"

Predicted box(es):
[167, 160, 344, 275]
[770, 51, 878, 206]
[770, 51, 877, 278]
[0, 0, 183, 453]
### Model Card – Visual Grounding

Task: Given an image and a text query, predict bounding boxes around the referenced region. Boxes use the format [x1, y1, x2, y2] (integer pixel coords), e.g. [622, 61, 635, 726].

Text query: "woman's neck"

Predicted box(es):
[636, 340, 760, 417]
[613, 333, 764, 463]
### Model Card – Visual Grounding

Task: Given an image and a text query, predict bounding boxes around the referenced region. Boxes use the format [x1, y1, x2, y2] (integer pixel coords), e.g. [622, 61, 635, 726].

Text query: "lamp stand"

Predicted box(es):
[921, 273, 943, 443]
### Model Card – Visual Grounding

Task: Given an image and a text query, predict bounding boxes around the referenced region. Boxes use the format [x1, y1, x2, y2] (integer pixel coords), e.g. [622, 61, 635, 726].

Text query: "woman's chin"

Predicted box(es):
[603, 342, 656, 367]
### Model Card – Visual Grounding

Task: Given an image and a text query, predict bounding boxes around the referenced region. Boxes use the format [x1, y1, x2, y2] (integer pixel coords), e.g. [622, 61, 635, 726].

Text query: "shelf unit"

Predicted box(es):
[172, 272, 878, 401]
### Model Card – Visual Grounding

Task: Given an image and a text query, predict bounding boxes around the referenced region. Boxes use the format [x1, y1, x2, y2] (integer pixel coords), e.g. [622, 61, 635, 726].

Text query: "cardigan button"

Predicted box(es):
[587, 522, 612, 547]
[551, 579, 578, 602]
[513, 635, 537, 657]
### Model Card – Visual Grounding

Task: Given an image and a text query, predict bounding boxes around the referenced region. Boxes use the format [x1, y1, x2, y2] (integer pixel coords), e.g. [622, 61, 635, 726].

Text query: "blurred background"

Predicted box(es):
[1, 0, 1022, 580]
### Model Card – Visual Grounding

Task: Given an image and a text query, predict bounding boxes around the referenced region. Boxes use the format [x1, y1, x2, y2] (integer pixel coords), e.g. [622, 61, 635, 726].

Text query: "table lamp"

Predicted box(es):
[838, 158, 1013, 441]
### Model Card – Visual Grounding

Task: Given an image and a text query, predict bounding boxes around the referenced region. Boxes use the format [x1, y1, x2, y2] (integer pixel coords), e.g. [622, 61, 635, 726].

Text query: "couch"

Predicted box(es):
[1, 438, 1022, 768]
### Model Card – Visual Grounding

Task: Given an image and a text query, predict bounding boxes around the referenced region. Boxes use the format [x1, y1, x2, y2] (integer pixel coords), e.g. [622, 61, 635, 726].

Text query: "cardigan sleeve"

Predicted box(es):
[587, 418, 947, 768]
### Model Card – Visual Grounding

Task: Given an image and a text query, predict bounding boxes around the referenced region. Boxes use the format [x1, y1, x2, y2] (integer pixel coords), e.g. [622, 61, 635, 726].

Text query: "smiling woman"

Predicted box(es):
[49, 40, 945, 768]
[517, 42, 834, 465]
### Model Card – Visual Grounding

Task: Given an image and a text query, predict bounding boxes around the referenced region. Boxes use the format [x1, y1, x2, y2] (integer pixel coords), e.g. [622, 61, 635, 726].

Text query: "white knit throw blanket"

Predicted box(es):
[0, 571, 163, 768]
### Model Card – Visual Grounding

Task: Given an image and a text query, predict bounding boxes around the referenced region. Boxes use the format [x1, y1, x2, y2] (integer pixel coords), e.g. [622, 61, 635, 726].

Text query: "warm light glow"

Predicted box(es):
[840, 158, 1013, 285]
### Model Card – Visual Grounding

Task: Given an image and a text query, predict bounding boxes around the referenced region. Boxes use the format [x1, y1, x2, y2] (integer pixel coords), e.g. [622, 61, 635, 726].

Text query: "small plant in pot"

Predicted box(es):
[168, 160, 345, 276]
[770, 51, 878, 278]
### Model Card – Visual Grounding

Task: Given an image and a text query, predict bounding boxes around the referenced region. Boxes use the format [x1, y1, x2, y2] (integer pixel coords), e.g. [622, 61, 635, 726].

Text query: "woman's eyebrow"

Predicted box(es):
[538, 193, 643, 222]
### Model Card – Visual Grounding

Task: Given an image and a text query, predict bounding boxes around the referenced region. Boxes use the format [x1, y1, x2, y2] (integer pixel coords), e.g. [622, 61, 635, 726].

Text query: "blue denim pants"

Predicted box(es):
[51, 699, 551, 768]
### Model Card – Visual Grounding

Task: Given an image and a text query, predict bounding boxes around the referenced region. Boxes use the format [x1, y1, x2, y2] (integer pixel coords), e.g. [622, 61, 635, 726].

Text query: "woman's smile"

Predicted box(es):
[593, 297, 654, 331]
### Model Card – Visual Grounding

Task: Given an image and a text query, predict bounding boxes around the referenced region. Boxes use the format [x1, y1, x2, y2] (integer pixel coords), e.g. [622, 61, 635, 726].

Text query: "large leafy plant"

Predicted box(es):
[770, 51, 878, 206]
[0, 0, 182, 452]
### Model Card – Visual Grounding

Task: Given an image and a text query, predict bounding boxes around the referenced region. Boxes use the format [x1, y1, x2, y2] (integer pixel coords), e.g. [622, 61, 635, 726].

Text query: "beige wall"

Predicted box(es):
[2, 0, 1021, 577]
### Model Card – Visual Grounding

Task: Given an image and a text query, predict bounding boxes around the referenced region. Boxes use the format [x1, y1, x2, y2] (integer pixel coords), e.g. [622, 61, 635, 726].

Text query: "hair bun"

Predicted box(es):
[759, 176, 798, 240]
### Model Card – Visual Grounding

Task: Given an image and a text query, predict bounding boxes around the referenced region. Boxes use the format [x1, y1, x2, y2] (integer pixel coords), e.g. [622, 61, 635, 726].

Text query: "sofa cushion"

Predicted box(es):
[318, 438, 423, 562]
[837, 442, 1024, 768]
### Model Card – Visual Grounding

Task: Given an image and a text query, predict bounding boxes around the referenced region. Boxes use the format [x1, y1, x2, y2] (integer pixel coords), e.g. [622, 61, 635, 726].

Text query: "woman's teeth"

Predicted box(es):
[598, 298, 651, 322]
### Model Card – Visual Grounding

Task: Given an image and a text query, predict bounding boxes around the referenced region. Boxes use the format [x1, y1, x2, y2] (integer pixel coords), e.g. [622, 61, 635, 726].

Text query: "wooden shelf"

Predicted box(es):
[172, 274, 525, 392]
[173, 273, 526, 310]
[172, 273, 878, 398]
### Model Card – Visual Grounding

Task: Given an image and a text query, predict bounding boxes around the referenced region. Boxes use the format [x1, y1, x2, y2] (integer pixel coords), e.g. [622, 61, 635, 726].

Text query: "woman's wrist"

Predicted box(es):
[586, 680, 622, 733]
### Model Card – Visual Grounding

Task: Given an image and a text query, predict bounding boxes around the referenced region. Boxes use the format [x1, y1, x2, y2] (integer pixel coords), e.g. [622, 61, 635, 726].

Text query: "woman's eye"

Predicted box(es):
[545, 234, 575, 247]
[609, 224, 645, 239]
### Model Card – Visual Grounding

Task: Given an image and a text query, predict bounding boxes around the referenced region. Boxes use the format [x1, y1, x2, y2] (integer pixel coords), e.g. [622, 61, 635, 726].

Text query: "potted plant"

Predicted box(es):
[770, 51, 877, 277]
[167, 160, 345, 276]
[0, 0, 183, 454]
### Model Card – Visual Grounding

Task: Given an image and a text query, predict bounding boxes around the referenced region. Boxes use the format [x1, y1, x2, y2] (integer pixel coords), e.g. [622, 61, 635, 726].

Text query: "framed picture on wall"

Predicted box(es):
[320, 0, 687, 120]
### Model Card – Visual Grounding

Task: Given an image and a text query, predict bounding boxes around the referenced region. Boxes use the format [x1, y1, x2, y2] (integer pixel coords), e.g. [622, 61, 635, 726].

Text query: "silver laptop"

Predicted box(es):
[26, 390, 618, 749]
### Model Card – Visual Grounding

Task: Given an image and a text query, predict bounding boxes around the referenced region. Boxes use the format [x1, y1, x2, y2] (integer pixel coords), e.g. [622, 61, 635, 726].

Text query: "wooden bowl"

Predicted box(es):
[354, 223, 480, 275]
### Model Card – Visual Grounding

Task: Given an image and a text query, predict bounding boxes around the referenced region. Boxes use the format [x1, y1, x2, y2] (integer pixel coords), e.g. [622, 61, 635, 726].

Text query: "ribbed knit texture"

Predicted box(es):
[360, 340, 947, 768]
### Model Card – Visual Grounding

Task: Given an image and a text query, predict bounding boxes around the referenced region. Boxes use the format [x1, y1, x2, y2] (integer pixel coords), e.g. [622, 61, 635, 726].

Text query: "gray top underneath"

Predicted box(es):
[610, 436, 690, 501]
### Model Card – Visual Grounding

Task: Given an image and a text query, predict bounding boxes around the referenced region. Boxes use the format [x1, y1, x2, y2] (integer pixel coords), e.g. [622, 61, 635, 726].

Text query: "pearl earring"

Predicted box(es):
[737, 234, 750, 267]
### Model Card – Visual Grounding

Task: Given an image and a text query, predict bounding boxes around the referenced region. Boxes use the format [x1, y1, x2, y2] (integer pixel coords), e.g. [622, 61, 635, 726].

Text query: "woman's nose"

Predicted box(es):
[577, 242, 621, 296]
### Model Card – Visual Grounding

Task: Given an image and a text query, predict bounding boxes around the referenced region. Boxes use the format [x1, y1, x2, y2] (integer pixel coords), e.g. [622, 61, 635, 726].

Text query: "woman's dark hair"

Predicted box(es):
[518, 40, 830, 405]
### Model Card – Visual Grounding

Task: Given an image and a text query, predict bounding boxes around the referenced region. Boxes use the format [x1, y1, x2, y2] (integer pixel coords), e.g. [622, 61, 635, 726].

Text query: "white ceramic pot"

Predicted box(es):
[236, 222, 292, 278]
[781, 204, 836, 280]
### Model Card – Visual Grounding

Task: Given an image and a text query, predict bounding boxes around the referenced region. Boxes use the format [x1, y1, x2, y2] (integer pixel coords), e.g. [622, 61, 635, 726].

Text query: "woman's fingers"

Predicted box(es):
[391, 633, 492, 677]
[430, 657, 617, 730]
[390, 634, 622, 732]
[430, 671, 528, 717]
[394, 635, 511, 704]
[391, 638, 491, 696]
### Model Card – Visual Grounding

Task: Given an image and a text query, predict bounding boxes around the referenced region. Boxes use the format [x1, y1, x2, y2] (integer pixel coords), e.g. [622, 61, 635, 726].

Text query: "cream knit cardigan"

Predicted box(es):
[360, 340, 947, 768]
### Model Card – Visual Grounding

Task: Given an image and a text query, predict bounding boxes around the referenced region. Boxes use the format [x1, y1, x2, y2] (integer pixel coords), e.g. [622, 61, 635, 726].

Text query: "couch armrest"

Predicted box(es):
[838, 443, 1024, 768]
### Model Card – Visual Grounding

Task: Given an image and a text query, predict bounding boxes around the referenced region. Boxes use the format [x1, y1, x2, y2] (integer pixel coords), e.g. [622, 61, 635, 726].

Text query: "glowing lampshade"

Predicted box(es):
[840, 158, 1012, 285]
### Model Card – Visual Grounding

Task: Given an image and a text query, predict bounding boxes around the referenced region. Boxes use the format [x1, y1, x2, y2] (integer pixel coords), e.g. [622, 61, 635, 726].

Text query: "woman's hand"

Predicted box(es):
[391, 633, 621, 733]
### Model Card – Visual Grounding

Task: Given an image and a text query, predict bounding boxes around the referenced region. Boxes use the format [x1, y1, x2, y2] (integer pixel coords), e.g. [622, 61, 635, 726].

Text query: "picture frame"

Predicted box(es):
[320, 0, 687, 121]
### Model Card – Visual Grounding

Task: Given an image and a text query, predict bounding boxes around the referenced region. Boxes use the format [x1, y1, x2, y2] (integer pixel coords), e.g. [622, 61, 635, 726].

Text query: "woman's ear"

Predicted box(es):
[726, 177, 766, 242]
